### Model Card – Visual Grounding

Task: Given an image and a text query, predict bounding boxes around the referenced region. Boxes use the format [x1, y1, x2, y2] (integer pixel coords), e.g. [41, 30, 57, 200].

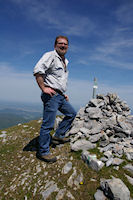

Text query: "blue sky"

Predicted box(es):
[0, 0, 133, 111]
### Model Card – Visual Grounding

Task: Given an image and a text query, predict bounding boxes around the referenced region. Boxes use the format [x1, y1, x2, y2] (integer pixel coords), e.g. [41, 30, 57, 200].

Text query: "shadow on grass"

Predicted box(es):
[23, 135, 58, 152]
[23, 136, 39, 152]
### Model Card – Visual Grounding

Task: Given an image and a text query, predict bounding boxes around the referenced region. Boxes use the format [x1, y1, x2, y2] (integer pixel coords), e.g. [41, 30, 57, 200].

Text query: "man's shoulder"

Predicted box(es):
[42, 50, 55, 60]
[43, 50, 55, 56]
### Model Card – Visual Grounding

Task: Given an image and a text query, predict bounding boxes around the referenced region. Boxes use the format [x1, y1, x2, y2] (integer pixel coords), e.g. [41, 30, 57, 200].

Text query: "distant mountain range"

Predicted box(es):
[0, 101, 42, 130]
[0, 108, 42, 130]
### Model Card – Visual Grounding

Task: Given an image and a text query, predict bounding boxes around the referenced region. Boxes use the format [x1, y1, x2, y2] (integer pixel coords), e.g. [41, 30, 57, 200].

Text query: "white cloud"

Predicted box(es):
[75, 1, 133, 71]
[93, 37, 133, 70]
[76, 34, 133, 70]
[116, 1, 133, 25]
[0, 63, 40, 103]
[9, 0, 94, 36]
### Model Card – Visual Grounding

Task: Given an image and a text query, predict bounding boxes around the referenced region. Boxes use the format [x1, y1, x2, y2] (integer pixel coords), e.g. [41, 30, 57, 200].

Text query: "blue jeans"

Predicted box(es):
[38, 93, 76, 156]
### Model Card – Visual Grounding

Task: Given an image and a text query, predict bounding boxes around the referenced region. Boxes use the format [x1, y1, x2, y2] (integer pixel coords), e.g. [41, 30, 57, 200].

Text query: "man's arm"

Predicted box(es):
[35, 73, 56, 96]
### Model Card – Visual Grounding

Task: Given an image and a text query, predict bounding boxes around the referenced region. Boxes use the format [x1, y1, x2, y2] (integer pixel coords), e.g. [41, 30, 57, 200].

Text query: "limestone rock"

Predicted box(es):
[71, 139, 96, 151]
[66, 191, 75, 199]
[100, 177, 130, 200]
[94, 189, 107, 200]
[85, 107, 103, 119]
[62, 162, 72, 174]
[123, 164, 133, 175]
[124, 174, 133, 186]
[56, 189, 66, 200]
[112, 158, 124, 166]
[54, 117, 62, 130]
[82, 151, 104, 171]
[41, 181, 59, 200]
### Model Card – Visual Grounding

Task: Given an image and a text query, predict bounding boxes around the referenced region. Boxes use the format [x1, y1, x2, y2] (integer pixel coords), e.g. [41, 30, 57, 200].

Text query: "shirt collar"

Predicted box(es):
[54, 50, 69, 66]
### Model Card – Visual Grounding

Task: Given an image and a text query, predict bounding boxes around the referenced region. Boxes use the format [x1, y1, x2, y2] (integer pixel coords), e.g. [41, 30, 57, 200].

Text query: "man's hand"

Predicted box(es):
[43, 87, 56, 97]
[35, 73, 56, 97]
[64, 94, 69, 101]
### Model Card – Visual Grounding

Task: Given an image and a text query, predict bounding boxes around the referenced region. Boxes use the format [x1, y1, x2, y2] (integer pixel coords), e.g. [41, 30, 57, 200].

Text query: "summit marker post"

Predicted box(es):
[92, 77, 98, 99]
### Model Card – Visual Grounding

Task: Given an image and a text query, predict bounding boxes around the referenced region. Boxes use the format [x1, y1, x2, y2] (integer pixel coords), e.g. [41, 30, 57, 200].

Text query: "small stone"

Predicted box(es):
[1, 131, 7, 134]
[103, 151, 112, 159]
[18, 123, 21, 126]
[37, 119, 42, 123]
[56, 189, 66, 200]
[106, 158, 113, 167]
[67, 168, 77, 187]
[90, 178, 97, 182]
[23, 125, 28, 128]
[123, 164, 133, 175]
[42, 181, 59, 200]
[36, 165, 41, 173]
[94, 189, 106, 200]
[0, 133, 7, 138]
[100, 157, 108, 162]
[113, 166, 119, 170]
[66, 191, 75, 199]
[73, 172, 84, 188]
[82, 151, 104, 171]
[89, 133, 102, 143]
[124, 148, 133, 160]
[112, 158, 124, 166]
[85, 107, 103, 119]
[71, 139, 96, 151]
[124, 174, 133, 185]
[44, 172, 48, 176]
[62, 162, 72, 174]
[70, 156, 73, 160]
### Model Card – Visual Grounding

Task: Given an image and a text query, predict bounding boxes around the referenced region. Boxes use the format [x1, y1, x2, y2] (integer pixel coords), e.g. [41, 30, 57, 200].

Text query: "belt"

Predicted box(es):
[55, 89, 64, 96]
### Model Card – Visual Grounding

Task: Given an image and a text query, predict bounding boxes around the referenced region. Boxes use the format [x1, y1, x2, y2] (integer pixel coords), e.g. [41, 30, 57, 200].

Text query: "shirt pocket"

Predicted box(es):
[53, 65, 63, 78]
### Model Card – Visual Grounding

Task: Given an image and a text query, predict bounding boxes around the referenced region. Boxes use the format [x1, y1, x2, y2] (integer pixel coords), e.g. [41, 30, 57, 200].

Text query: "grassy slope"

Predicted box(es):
[0, 119, 133, 200]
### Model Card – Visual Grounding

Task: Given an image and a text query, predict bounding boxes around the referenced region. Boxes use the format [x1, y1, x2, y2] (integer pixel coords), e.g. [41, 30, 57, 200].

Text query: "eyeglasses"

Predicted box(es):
[57, 42, 68, 46]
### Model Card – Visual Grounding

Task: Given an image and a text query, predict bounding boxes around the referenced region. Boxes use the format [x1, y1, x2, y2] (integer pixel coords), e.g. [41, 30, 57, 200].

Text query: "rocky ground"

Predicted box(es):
[0, 93, 133, 200]
[0, 120, 100, 200]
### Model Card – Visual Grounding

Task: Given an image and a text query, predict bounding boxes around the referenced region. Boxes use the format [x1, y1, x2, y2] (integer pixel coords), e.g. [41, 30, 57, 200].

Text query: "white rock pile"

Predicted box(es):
[68, 93, 133, 165]
[67, 93, 133, 199]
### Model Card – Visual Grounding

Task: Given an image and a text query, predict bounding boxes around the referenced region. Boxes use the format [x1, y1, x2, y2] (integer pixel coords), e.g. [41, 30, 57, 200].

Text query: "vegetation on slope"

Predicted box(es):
[0, 119, 133, 199]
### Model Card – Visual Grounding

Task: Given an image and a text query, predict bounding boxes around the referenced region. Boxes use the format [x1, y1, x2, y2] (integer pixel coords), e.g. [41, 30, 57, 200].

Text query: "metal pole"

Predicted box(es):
[92, 77, 98, 99]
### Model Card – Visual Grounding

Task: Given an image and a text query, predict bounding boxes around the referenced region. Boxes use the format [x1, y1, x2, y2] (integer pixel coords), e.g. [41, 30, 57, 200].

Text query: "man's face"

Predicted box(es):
[55, 38, 68, 57]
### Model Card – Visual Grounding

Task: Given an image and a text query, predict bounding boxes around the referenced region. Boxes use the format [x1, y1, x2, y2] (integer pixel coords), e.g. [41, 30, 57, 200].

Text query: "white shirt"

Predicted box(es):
[33, 50, 69, 93]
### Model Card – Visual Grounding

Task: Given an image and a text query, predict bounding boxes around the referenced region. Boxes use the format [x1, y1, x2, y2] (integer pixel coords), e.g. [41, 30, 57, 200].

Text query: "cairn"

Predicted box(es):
[68, 93, 133, 162]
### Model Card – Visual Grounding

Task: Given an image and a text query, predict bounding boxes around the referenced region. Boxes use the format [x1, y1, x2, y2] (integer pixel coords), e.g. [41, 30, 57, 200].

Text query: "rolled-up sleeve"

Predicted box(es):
[33, 51, 54, 75]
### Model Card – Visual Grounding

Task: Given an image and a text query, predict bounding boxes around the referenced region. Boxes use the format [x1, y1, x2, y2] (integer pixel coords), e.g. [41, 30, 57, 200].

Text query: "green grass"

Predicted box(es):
[0, 119, 133, 199]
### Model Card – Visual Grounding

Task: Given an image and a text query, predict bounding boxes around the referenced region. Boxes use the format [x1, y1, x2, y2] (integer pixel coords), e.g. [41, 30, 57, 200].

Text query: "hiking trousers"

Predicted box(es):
[39, 92, 76, 156]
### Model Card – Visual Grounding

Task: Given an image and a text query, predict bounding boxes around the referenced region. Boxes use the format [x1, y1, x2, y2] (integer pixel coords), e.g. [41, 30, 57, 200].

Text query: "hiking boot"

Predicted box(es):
[51, 139, 60, 145]
[52, 136, 70, 144]
[36, 153, 57, 163]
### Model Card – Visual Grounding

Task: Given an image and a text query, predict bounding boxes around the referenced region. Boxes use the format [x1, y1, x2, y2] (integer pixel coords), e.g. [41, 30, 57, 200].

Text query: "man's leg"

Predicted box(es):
[38, 93, 58, 156]
[54, 96, 76, 138]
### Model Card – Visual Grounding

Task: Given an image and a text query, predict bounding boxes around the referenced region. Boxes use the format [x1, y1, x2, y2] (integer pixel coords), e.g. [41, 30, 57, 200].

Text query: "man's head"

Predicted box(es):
[54, 35, 69, 57]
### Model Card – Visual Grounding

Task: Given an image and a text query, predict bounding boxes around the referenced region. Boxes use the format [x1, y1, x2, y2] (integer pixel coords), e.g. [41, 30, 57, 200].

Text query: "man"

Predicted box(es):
[33, 36, 76, 163]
